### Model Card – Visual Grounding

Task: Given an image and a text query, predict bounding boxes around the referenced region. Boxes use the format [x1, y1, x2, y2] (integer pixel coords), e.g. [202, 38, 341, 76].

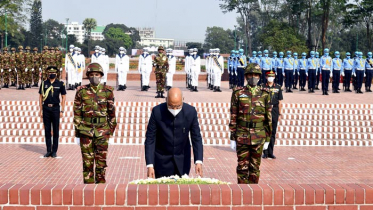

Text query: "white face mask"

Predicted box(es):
[168, 108, 182, 117]
[120, 51, 124, 54]
[70, 49, 73, 52]
[77, 52, 80, 55]
[102, 52, 105, 55]
[268, 77, 275, 82]
[95, 50, 99, 53]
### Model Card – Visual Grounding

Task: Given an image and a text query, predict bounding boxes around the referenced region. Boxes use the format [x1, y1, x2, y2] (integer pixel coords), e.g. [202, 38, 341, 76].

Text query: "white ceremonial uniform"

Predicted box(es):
[166, 54, 176, 87]
[65, 52, 77, 85]
[212, 55, 224, 87]
[138, 53, 153, 86]
[115, 53, 129, 86]
[190, 54, 201, 87]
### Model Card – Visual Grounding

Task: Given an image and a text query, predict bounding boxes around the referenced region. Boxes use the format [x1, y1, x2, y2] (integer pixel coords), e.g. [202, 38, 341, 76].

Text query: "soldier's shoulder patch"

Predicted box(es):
[232, 86, 244, 92]
[104, 85, 114, 92]
[76, 85, 89, 92]
[239, 94, 249, 98]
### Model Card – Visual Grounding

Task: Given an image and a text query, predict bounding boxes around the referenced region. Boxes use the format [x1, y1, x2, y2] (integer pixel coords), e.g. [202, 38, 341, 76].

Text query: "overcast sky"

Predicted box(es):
[41, 0, 238, 43]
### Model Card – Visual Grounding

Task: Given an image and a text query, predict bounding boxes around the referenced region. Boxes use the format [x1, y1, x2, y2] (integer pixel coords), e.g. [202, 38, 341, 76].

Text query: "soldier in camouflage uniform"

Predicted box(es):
[73, 62, 117, 184]
[55, 47, 63, 79]
[41, 46, 51, 81]
[33, 47, 41, 87]
[229, 63, 272, 184]
[16, 46, 26, 90]
[25, 46, 34, 88]
[153, 46, 169, 98]
[10, 47, 17, 86]
[1, 48, 10, 88]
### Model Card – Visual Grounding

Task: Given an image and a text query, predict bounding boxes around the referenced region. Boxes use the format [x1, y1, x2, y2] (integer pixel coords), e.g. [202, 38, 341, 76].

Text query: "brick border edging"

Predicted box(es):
[0, 183, 373, 209]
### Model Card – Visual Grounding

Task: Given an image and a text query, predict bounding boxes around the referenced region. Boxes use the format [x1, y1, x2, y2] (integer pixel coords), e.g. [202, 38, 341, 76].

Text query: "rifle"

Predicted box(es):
[140, 73, 143, 90]
[66, 68, 69, 89]
[116, 70, 119, 91]
[16, 68, 19, 89]
[0, 71, 3, 90]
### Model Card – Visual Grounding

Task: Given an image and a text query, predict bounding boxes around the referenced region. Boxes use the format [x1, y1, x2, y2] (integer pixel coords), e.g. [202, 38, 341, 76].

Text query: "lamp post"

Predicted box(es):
[65, 18, 69, 53]
[5, 10, 8, 47]
[234, 25, 237, 50]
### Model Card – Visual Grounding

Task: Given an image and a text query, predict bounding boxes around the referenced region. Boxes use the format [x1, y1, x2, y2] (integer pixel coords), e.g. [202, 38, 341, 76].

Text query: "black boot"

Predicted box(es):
[44, 151, 52, 158]
[4, 83, 9, 88]
[368, 87, 372, 92]
[17, 85, 22, 90]
[160, 92, 165, 98]
[190, 86, 195, 92]
[123, 84, 127, 90]
[104, 82, 106, 86]
[141, 86, 146, 91]
[288, 87, 293, 93]
[315, 86, 319, 90]
[194, 86, 198, 92]
[51, 152, 57, 158]
[325, 90, 329, 95]
[22, 84, 25, 90]
[155, 92, 161, 98]
[210, 85, 213, 90]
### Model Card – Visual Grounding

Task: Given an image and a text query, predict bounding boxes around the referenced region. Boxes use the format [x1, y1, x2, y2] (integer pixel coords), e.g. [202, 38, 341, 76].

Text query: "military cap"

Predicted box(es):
[235, 50, 239, 54]
[11, 47, 16, 51]
[102, 48, 106, 52]
[3, 47, 8, 51]
[286, 51, 292, 55]
[25, 46, 31, 50]
[188, 48, 194, 53]
[216, 48, 220, 53]
[293, 52, 298, 56]
[77, 48, 81, 52]
[18, 46, 23, 50]
[310, 51, 315, 55]
[346, 52, 351, 56]
[119, 47, 125, 51]
[33, 47, 38, 51]
[43, 46, 48, 50]
[193, 48, 198, 52]
[143, 47, 148, 52]
[158, 46, 164, 51]
[231, 50, 235, 54]
[334, 51, 340, 55]
[279, 52, 284, 56]
[70, 45, 75, 49]
[55, 47, 60, 51]
[266, 70, 276, 77]
[301, 52, 307, 56]
[252, 51, 257, 55]
[359, 52, 363, 56]
[46, 66, 58, 73]
[49, 46, 54, 50]
[239, 49, 244, 53]
[367, 52, 372, 56]
[273, 51, 277, 55]
[86, 62, 104, 76]
[324, 48, 329, 53]
[244, 63, 261, 75]
[263, 50, 269, 54]
[258, 51, 262, 54]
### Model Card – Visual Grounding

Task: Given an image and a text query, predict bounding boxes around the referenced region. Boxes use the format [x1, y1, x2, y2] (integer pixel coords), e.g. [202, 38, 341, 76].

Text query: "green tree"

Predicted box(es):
[258, 20, 308, 53]
[103, 23, 140, 48]
[29, 0, 42, 48]
[42, 19, 64, 48]
[83, 18, 97, 53]
[186, 42, 204, 56]
[105, 27, 133, 49]
[204, 26, 234, 54]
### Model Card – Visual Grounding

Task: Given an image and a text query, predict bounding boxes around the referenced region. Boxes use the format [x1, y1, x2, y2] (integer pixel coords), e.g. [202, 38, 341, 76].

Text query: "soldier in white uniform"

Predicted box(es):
[65, 44, 76, 90]
[206, 49, 212, 89]
[190, 48, 201, 92]
[166, 48, 176, 91]
[101, 48, 109, 85]
[75, 47, 85, 87]
[138, 47, 152, 91]
[212, 48, 224, 92]
[184, 49, 192, 89]
[91, 46, 102, 63]
[115, 47, 129, 91]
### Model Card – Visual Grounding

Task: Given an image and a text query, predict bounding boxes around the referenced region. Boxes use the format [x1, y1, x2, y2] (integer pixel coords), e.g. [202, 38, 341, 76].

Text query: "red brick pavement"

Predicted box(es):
[0, 144, 372, 185]
[0, 81, 372, 104]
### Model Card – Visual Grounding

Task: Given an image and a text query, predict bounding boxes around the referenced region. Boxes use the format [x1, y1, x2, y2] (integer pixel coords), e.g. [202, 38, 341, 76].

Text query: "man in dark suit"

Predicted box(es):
[145, 88, 204, 178]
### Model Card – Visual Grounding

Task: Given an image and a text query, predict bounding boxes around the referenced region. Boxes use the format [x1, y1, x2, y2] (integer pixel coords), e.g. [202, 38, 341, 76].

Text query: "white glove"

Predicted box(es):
[109, 138, 114, 145]
[364, 73, 366, 77]
[293, 72, 295, 75]
[75, 137, 80, 145]
[263, 142, 269, 150]
[0, 69, 3, 73]
[306, 73, 308, 76]
[25, 68, 28, 72]
[235, 71, 237, 76]
[341, 72, 345, 77]
[9, 69, 11, 72]
[60, 68, 62, 72]
[230, 141, 236, 151]
[32, 68, 34, 72]
[15, 68, 17, 72]
[39, 68, 41, 71]
[283, 73, 285, 76]
[353, 73, 356, 77]
[275, 72, 277, 75]
[330, 74, 333, 78]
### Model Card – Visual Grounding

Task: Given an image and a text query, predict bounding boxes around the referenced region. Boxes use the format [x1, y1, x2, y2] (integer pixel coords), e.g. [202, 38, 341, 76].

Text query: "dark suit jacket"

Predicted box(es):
[145, 102, 203, 177]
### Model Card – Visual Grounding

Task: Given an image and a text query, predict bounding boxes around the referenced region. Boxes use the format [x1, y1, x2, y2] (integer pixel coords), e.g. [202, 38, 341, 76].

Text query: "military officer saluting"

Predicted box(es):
[262, 71, 283, 159]
[73, 63, 117, 184]
[229, 63, 272, 184]
[39, 66, 67, 158]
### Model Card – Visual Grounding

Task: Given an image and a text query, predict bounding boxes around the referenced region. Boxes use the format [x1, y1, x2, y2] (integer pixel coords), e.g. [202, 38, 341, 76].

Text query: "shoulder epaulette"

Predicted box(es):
[103, 85, 114, 92]
[76, 84, 89, 92]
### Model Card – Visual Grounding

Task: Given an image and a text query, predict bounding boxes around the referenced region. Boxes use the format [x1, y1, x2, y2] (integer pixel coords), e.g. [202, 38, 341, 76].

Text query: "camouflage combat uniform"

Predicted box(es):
[1, 48, 11, 87]
[15, 46, 26, 89]
[41, 46, 51, 81]
[33, 47, 41, 86]
[25, 46, 34, 87]
[55, 47, 63, 79]
[153, 46, 169, 96]
[10, 48, 17, 85]
[229, 63, 272, 184]
[73, 63, 117, 184]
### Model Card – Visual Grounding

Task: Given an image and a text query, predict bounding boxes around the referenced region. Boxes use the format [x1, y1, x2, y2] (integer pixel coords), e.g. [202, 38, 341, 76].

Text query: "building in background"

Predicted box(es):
[65, 22, 106, 44]
[137, 27, 174, 48]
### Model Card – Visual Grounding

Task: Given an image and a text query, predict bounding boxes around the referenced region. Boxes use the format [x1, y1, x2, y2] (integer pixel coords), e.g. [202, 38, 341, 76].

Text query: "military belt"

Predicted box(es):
[156, 65, 167, 69]
[83, 117, 107, 124]
[263, 68, 270, 70]
[238, 121, 263, 128]
[308, 69, 316, 70]
[344, 69, 352, 70]
[366, 68, 373, 70]
[43, 103, 59, 107]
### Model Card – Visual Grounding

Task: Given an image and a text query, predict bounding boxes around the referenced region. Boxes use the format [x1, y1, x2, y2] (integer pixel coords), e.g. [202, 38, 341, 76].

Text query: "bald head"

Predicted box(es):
[167, 88, 183, 109]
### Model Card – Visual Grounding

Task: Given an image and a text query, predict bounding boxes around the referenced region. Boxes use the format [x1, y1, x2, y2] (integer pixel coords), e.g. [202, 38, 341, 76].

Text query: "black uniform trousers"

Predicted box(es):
[321, 70, 331, 91]
[315, 69, 321, 88]
[365, 69, 373, 89]
[344, 70, 352, 89]
[43, 105, 61, 153]
[264, 105, 279, 156]
[308, 69, 316, 89]
[229, 67, 237, 87]
[299, 70, 307, 88]
[332, 70, 341, 90]
[237, 67, 245, 87]
[285, 70, 293, 88]
[259, 70, 269, 86]
[293, 71, 299, 87]
[356, 70, 364, 89]
[276, 68, 284, 87]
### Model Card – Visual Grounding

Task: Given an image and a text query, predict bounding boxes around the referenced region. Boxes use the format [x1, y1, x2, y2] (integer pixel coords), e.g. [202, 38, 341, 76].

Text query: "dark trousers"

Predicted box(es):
[264, 106, 279, 156]
[344, 70, 352, 89]
[259, 70, 269, 85]
[276, 68, 284, 86]
[321, 70, 330, 91]
[365, 70, 373, 88]
[332, 70, 341, 90]
[285, 70, 293, 88]
[308, 69, 316, 89]
[237, 67, 245, 87]
[356, 70, 364, 89]
[316, 70, 321, 87]
[299, 70, 307, 88]
[155, 159, 181, 179]
[43, 106, 60, 153]
[293, 71, 299, 87]
[229, 68, 237, 86]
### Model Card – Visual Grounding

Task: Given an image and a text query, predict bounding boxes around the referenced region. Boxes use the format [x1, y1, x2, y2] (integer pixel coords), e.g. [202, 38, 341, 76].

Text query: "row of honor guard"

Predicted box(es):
[65, 45, 86, 90]
[205, 49, 224, 92]
[227, 49, 373, 94]
[0, 46, 62, 90]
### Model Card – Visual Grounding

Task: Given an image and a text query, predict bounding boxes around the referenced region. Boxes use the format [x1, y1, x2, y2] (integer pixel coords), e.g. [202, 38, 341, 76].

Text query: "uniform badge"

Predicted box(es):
[239, 94, 248, 98]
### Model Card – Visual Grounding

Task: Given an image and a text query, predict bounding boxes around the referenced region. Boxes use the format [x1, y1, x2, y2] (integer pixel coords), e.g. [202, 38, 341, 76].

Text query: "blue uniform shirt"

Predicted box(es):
[365, 58, 373, 70]
[283, 57, 295, 73]
[298, 58, 307, 72]
[227, 56, 237, 73]
[272, 58, 278, 69]
[237, 55, 247, 67]
[261, 57, 272, 70]
[320, 56, 333, 71]
[249, 56, 257, 64]
[275, 58, 284, 74]
[306, 57, 318, 73]
[332, 58, 342, 71]
[353, 58, 365, 74]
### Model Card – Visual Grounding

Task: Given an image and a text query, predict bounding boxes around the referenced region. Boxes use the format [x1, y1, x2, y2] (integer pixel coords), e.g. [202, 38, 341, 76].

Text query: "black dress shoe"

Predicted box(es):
[155, 92, 161, 98]
[51, 152, 57, 158]
[44, 152, 52, 158]
[268, 154, 276, 159]
[325, 91, 329, 95]
[262, 154, 268, 159]
[315, 87, 319, 90]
